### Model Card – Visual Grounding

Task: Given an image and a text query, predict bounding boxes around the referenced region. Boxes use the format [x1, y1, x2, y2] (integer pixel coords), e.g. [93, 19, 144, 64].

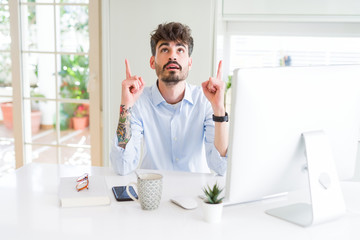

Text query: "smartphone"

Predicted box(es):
[112, 186, 138, 201]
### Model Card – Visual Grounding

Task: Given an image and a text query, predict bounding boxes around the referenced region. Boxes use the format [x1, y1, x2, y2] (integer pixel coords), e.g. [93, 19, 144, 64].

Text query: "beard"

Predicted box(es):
[161, 72, 187, 86]
[155, 61, 189, 86]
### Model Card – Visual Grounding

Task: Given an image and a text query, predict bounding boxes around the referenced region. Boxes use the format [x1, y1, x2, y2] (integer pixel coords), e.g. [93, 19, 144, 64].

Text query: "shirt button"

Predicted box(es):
[174, 137, 177, 141]
[176, 158, 179, 162]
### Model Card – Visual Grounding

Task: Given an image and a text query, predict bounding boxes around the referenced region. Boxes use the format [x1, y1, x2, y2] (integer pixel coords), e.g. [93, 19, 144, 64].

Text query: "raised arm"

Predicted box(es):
[201, 60, 228, 157]
[117, 59, 145, 148]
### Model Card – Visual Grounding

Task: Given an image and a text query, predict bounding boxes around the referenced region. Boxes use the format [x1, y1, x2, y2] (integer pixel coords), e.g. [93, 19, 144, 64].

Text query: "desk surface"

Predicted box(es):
[0, 163, 360, 240]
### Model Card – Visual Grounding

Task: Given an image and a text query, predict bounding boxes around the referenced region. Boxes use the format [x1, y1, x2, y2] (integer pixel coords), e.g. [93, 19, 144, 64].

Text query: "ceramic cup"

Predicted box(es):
[126, 173, 163, 210]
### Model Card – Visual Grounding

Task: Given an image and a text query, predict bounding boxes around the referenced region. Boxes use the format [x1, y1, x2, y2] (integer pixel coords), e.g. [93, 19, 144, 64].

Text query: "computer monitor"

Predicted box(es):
[225, 65, 360, 226]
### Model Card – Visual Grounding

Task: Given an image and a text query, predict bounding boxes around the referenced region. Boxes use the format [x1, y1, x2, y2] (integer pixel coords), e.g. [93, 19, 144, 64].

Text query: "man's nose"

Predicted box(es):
[168, 49, 177, 61]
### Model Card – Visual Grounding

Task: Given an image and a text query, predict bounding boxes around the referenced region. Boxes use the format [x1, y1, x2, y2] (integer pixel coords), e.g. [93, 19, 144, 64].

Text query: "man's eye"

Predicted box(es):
[178, 49, 185, 53]
[160, 48, 168, 53]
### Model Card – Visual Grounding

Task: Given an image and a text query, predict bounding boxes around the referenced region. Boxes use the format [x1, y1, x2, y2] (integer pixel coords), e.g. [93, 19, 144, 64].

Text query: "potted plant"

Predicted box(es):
[202, 182, 224, 223]
[0, 102, 14, 129]
[30, 90, 45, 133]
[0, 88, 44, 134]
[72, 104, 89, 130]
[0, 102, 42, 134]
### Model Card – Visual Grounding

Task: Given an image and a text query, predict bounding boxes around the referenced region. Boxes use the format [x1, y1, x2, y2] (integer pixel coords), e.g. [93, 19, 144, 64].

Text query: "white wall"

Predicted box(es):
[102, 0, 217, 165]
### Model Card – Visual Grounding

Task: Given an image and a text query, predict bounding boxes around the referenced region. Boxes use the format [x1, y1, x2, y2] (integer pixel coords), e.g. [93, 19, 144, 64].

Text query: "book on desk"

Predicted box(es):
[59, 176, 111, 208]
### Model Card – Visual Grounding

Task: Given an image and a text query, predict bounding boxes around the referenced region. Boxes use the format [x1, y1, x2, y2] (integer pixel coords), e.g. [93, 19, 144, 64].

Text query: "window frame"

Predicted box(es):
[221, 20, 360, 80]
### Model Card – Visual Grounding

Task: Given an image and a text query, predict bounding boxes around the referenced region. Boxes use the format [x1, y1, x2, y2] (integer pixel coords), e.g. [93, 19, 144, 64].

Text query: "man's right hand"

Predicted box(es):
[121, 59, 145, 108]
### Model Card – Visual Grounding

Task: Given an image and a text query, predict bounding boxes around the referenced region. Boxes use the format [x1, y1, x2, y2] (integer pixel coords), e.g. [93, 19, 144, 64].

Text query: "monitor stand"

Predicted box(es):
[266, 130, 346, 227]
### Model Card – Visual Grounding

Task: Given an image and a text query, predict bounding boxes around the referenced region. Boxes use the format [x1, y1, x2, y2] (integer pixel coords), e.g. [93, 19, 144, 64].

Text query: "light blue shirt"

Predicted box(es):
[110, 82, 227, 176]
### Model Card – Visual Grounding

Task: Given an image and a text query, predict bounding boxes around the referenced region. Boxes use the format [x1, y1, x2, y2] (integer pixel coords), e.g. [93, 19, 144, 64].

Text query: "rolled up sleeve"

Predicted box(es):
[203, 107, 228, 176]
[110, 113, 143, 175]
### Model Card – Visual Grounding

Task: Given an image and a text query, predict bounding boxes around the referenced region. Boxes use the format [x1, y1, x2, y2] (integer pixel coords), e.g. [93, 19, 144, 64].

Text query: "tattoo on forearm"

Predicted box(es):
[117, 105, 132, 148]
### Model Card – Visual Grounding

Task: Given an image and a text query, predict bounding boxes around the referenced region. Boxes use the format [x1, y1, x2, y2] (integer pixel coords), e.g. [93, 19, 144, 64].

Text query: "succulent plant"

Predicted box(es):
[203, 182, 224, 204]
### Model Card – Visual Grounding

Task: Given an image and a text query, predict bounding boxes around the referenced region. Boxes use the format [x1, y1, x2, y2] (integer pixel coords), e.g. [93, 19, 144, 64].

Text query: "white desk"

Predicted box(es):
[0, 163, 360, 240]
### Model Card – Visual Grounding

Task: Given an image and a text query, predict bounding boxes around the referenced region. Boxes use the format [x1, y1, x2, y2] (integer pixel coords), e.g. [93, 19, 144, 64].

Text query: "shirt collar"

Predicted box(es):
[151, 81, 194, 106]
[151, 81, 165, 106]
[183, 83, 194, 105]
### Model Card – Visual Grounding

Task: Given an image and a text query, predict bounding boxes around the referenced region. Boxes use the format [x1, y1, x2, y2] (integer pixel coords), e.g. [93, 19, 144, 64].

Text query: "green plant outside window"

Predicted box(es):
[58, 50, 89, 130]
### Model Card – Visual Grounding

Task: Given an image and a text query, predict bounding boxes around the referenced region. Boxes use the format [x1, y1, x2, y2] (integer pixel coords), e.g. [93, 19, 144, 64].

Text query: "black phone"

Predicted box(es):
[112, 186, 138, 201]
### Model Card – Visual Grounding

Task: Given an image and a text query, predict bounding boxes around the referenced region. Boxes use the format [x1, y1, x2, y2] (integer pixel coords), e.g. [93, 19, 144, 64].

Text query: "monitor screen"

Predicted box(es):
[225, 65, 360, 204]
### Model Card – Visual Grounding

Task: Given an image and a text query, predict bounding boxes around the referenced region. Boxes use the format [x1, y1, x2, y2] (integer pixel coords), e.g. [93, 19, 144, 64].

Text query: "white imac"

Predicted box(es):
[225, 65, 360, 227]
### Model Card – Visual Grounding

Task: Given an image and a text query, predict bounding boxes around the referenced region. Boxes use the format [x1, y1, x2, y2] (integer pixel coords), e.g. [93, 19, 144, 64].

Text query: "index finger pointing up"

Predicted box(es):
[125, 59, 132, 78]
[216, 60, 223, 80]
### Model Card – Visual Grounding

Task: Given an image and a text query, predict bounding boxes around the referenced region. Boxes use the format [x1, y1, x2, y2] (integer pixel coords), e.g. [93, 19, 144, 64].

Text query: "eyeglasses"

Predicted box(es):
[76, 173, 89, 191]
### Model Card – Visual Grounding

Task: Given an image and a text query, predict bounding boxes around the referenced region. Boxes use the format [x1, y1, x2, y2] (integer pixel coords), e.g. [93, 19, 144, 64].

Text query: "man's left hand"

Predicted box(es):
[202, 60, 226, 116]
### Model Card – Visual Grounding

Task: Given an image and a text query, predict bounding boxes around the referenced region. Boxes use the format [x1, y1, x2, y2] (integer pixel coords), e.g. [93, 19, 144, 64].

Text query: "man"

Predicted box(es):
[110, 22, 228, 176]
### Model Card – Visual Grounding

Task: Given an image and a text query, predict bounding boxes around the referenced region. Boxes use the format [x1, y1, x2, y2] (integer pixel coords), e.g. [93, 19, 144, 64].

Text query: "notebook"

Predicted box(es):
[59, 175, 111, 208]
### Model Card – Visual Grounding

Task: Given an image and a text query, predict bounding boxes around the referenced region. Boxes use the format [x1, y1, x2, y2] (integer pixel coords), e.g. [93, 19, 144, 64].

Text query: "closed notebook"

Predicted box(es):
[59, 176, 111, 208]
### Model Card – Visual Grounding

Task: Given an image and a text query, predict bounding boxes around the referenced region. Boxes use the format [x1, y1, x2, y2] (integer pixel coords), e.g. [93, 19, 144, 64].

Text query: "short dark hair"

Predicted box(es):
[150, 22, 194, 56]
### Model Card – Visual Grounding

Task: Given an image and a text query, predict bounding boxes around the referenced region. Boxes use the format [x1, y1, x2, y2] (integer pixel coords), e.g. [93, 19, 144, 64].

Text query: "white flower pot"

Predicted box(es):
[202, 201, 223, 223]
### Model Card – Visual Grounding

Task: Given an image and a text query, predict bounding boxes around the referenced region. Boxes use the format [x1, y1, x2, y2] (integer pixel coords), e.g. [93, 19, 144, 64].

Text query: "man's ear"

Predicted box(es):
[188, 57, 193, 70]
[150, 56, 155, 69]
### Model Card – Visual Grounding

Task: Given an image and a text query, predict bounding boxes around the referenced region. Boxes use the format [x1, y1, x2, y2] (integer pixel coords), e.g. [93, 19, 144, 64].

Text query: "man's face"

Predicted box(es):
[150, 40, 192, 86]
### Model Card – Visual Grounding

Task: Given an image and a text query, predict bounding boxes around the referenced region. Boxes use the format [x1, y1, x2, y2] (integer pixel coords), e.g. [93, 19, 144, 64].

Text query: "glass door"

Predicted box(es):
[0, 0, 102, 174]
[20, 0, 92, 166]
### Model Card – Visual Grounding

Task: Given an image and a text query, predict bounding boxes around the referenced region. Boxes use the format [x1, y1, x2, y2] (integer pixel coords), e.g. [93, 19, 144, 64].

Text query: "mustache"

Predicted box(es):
[163, 61, 182, 70]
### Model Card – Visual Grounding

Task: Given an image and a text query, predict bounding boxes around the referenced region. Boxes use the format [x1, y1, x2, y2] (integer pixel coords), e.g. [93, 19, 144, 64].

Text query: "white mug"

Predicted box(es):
[126, 173, 163, 210]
